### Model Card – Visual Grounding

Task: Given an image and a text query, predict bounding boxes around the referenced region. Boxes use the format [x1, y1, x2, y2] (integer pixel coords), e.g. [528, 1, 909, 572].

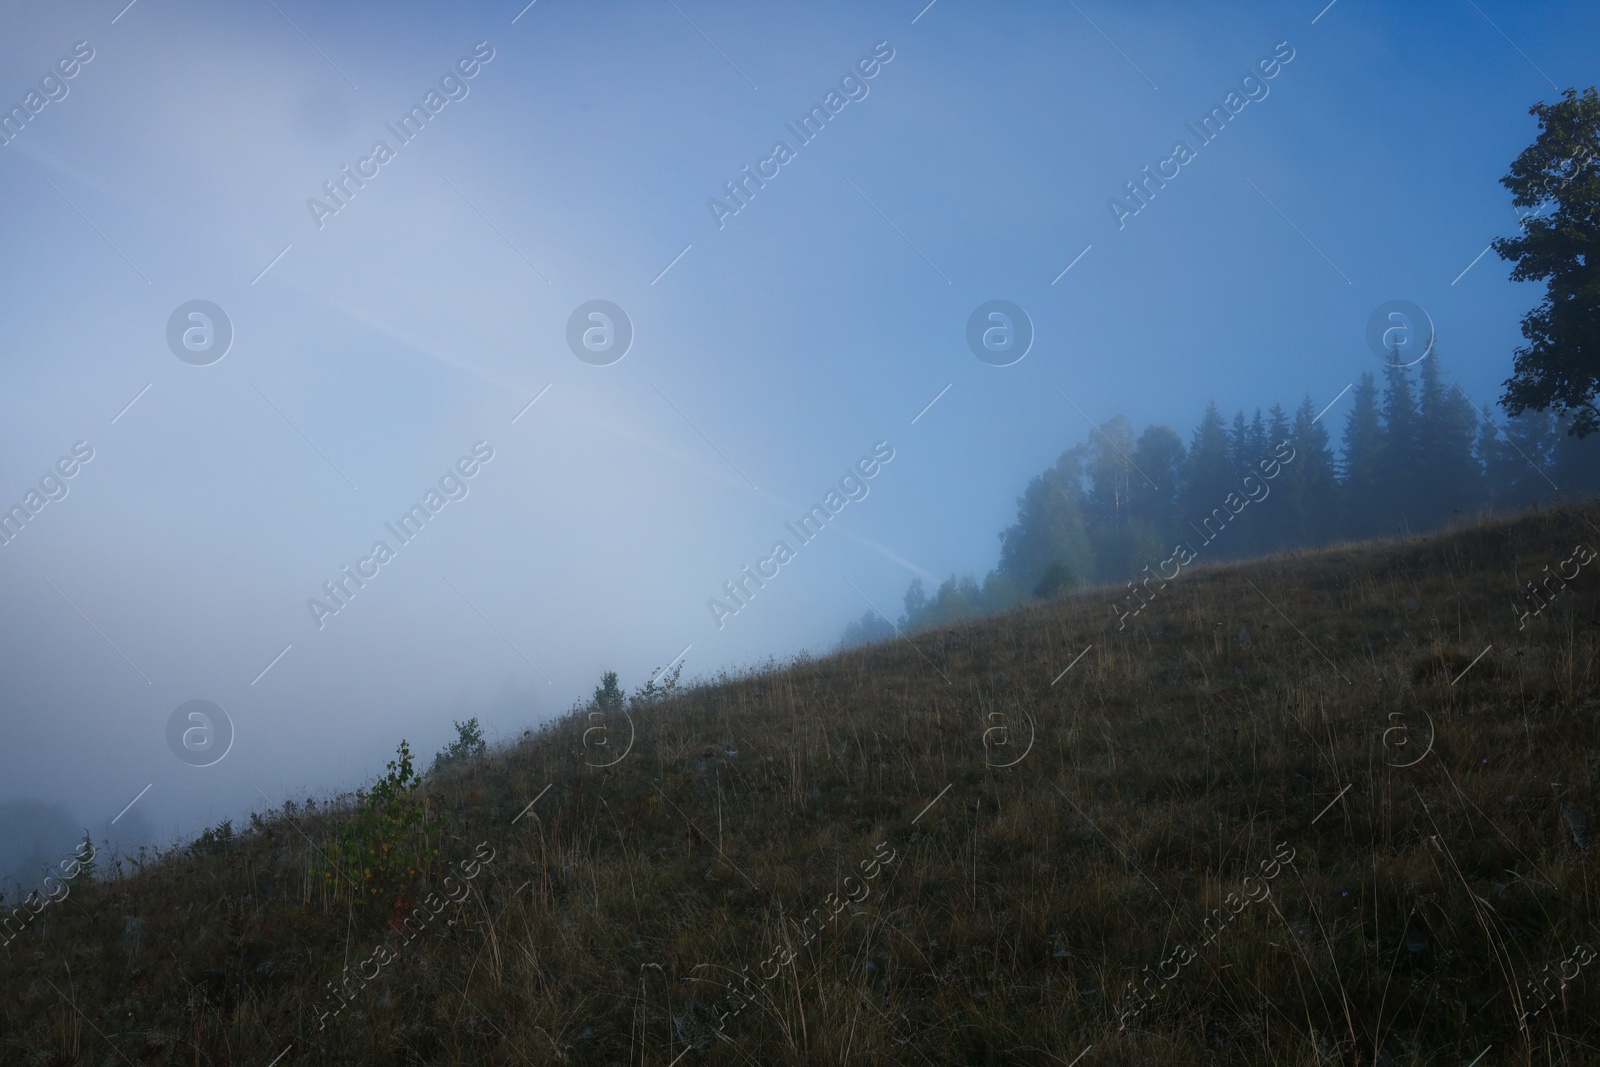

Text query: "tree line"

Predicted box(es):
[842, 350, 1600, 645]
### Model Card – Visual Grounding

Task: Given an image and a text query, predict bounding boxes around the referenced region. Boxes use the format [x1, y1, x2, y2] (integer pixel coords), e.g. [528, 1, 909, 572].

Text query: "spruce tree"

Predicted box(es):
[1476, 405, 1522, 512]
[1415, 350, 1482, 528]
[1229, 410, 1251, 480]
[1253, 405, 1292, 551]
[1496, 408, 1563, 508]
[1250, 408, 1270, 464]
[1379, 362, 1423, 535]
[1182, 402, 1237, 552]
[1551, 414, 1600, 497]
[1283, 395, 1340, 547]
[1266, 404, 1291, 454]
[1341, 373, 1386, 539]
[1477, 406, 1563, 511]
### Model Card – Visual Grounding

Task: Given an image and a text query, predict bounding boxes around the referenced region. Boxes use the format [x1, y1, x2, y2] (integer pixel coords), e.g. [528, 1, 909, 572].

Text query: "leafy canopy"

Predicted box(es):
[1494, 87, 1600, 437]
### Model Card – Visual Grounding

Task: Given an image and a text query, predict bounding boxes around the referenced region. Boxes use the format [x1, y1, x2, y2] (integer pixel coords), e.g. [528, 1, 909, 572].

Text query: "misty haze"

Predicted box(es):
[2, 1, 1598, 1063]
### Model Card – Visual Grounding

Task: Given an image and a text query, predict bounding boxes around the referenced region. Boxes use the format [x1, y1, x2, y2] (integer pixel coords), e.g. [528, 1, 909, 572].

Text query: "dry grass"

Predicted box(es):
[4, 502, 1600, 1066]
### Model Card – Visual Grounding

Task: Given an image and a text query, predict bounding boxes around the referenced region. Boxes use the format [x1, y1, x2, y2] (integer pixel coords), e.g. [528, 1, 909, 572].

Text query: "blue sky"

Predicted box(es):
[0, 0, 1592, 850]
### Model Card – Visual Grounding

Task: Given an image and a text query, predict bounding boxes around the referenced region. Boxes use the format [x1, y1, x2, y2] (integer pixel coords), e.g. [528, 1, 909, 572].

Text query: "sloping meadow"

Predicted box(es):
[4, 502, 1598, 1065]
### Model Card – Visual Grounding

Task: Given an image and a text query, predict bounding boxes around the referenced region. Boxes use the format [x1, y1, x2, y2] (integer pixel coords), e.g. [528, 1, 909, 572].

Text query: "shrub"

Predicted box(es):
[629, 661, 684, 708]
[188, 819, 235, 857]
[324, 741, 438, 912]
[65, 831, 97, 886]
[1034, 558, 1078, 598]
[432, 716, 486, 773]
[592, 671, 625, 711]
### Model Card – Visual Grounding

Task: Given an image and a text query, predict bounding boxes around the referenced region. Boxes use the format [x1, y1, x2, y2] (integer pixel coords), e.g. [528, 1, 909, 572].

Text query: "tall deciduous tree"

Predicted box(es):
[1129, 424, 1185, 546]
[1084, 415, 1138, 533]
[996, 449, 1095, 592]
[1494, 87, 1600, 437]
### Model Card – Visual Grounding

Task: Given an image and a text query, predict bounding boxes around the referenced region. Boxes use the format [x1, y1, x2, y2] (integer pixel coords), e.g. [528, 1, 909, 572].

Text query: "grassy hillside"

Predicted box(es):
[5, 503, 1600, 1066]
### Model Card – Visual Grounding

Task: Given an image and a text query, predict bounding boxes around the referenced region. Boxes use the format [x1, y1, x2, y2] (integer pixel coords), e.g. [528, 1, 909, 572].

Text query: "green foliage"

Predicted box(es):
[996, 448, 1096, 594]
[1033, 558, 1077, 599]
[895, 571, 1019, 633]
[840, 609, 896, 648]
[189, 819, 235, 857]
[592, 671, 625, 711]
[1494, 86, 1600, 437]
[65, 831, 96, 886]
[432, 716, 486, 773]
[842, 306, 1583, 646]
[10, 504, 1600, 1065]
[1182, 401, 1233, 529]
[630, 661, 684, 708]
[1415, 350, 1483, 526]
[1341, 372, 1386, 538]
[325, 740, 438, 906]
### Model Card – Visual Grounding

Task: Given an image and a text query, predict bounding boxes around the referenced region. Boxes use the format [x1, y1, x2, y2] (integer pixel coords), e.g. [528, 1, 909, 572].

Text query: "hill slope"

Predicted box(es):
[5, 503, 1600, 1066]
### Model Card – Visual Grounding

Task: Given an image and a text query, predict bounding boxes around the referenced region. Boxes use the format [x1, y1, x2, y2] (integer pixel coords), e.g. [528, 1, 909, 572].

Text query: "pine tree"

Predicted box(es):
[1181, 402, 1237, 553]
[1250, 409, 1270, 465]
[1477, 405, 1565, 512]
[1221, 408, 1270, 554]
[1266, 404, 1291, 455]
[1414, 350, 1482, 529]
[1379, 363, 1423, 535]
[1492, 408, 1563, 509]
[1229, 411, 1251, 480]
[840, 610, 895, 648]
[1477, 405, 1519, 511]
[1281, 395, 1340, 548]
[592, 672, 625, 711]
[1551, 414, 1600, 498]
[1250, 405, 1292, 551]
[1341, 373, 1386, 539]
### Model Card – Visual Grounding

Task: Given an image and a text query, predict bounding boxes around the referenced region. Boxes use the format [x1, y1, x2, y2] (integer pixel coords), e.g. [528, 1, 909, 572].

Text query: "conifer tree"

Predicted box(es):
[1252, 405, 1292, 550]
[1265, 405, 1291, 454]
[1476, 405, 1520, 512]
[1379, 362, 1423, 534]
[1229, 410, 1251, 479]
[1341, 373, 1385, 539]
[1497, 408, 1563, 508]
[1281, 395, 1340, 547]
[1414, 350, 1482, 528]
[1250, 408, 1270, 464]
[1182, 402, 1237, 550]
[1550, 414, 1600, 496]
